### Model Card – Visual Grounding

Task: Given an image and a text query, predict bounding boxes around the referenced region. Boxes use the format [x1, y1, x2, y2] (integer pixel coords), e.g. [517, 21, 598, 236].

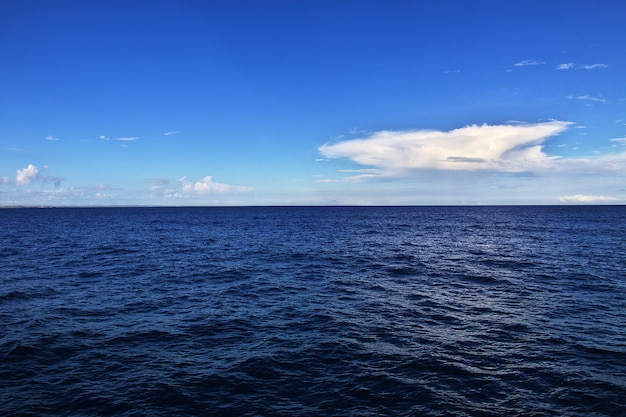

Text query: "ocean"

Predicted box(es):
[1, 206, 625, 416]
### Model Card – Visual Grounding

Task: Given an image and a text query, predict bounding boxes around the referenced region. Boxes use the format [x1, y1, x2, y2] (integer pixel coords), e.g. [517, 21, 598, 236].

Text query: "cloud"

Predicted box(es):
[145, 178, 171, 194]
[556, 63, 607, 70]
[16, 164, 40, 185]
[8, 164, 63, 188]
[611, 136, 626, 144]
[180, 176, 252, 194]
[146, 178, 170, 187]
[581, 63, 608, 70]
[146, 176, 252, 200]
[559, 194, 617, 203]
[99, 135, 139, 141]
[319, 121, 572, 176]
[556, 63, 575, 70]
[45, 135, 60, 141]
[514, 60, 545, 67]
[164, 131, 179, 136]
[40, 184, 116, 202]
[567, 95, 607, 104]
[316, 169, 383, 183]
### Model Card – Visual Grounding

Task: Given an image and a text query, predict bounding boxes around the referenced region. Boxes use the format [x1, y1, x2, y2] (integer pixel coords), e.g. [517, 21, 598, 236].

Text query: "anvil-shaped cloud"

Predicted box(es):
[319, 121, 571, 175]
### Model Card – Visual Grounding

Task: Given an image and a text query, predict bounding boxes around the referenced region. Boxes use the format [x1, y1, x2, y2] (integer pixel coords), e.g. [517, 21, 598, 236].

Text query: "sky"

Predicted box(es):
[1, 0, 625, 206]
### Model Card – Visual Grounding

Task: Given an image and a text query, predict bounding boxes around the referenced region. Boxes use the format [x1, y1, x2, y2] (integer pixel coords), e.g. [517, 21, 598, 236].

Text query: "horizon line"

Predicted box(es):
[1, 204, 624, 209]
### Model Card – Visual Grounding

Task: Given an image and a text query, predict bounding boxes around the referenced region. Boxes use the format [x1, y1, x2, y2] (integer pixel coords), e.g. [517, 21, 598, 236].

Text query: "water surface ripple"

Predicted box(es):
[1, 206, 625, 416]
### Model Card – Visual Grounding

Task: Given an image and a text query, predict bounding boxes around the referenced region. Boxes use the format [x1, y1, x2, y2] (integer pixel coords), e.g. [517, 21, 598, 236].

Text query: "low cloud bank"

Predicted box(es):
[559, 194, 617, 203]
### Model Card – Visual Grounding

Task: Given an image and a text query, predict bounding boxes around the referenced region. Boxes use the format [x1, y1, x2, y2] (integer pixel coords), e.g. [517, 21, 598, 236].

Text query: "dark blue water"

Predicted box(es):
[1, 206, 625, 416]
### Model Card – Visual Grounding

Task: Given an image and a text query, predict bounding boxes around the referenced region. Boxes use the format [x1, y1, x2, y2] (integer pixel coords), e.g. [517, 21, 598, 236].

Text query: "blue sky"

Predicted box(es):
[1, 0, 625, 206]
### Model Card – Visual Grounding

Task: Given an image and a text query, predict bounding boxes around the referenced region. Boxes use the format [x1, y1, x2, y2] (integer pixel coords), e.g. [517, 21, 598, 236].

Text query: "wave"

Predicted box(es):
[1, 206, 625, 416]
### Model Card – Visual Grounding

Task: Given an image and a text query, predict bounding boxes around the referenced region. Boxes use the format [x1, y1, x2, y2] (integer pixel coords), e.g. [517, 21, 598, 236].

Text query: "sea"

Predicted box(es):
[1, 206, 625, 416]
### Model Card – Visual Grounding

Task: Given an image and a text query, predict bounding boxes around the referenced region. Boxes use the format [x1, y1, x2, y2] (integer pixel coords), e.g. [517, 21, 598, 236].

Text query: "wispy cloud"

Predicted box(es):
[45, 135, 60, 141]
[145, 178, 170, 188]
[556, 63, 608, 70]
[319, 121, 571, 176]
[42, 185, 111, 202]
[144, 178, 173, 197]
[556, 63, 575, 70]
[163, 131, 179, 136]
[316, 169, 383, 183]
[581, 63, 608, 70]
[558, 194, 617, 203]
[567, 95, 607, 104]
[99, 135, 139, 141]
[514, 60, 545, 67]
[611, 136, 626, 144]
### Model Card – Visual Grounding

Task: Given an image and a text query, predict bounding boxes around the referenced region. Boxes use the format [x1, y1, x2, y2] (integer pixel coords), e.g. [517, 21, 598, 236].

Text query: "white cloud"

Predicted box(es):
[559, 194, 617, 203]
[611, 136, 626, 144]
[316, 169, 383, 183]
[567, 95, 607, 103]
[556, 63, 607, 70]
[41, 186, 86, 199]
[548, 151, 626, 175]
[144, 176, 252, 204]
[180, 176, 252, 194]
[581, 63, 608, 70]
[145, 178, 175, 197]
[514, 60, 545, 67]
[556, 63, 575, 70]
[7, 164, 62, 188]
[319, 121, 572, 176]
[16, 164, 40, 185]
[164, 131, 179, 136]
[45, 135, 60, 141]
[42, 184, 119, 202]
[99, 135, 139, 141]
